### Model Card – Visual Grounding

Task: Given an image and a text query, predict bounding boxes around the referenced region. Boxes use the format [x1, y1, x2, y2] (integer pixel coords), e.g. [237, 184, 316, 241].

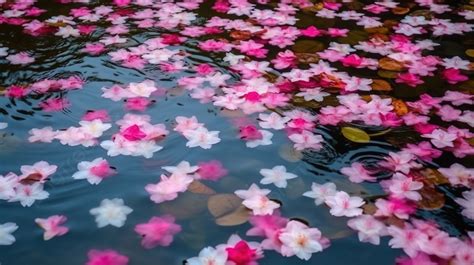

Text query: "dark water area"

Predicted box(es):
[0, 0, 473, 265]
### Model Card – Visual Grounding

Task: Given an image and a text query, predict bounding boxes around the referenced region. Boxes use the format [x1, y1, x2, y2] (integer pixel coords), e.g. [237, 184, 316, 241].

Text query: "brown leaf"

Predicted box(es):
[207, 194, 242, 218]
[379, 57, 405, 71]
[409, 9, 433, 19]
[302, 3, 323, 12]
[362, 203, 377, 215]
[369, 33, 390, 42]
[317, 73, 346, 89]
[392, 7, 410, 15]
[371, 79, 392, 91]
[47, 22, 68, 27]
[230, 30, 252, 41]
[292, 40, 325, 53]
[392, 99, 408, 116]
[377, 70, 398, 79]
[360, 95, 373, 102]
[295, 53, 320, 64]
[19, 173, 43, 185]
[263, 72, 279, 83]
[215, 205, 250, 226]
[420, 169, 450, 185]
[346, 1, 364, 10]
[338, 30, 368, 45]
[459, 80, 474, 91]
[383, 19, 399, 28]
[468, 137, 474, 147]
[385, 216, 405, 228]
[464, 4, 474, 11]
[417, 186, 445, 210]
[188, 180, 216, 195]
[365, 27, 389, 34]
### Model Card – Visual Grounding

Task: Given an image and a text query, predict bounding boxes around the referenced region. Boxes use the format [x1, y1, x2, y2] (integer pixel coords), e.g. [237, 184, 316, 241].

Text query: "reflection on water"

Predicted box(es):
[1, 0, 473, 265]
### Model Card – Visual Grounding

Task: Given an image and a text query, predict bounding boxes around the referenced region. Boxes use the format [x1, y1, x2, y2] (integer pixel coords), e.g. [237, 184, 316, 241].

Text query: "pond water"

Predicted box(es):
[0, 0, 473, 265]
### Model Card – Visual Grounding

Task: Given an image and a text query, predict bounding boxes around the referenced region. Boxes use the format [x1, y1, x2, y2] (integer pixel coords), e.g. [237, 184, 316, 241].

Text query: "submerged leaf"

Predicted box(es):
[285, 177, 307, 199]
[279, 144, 303, 162]
[326, 229, 354, 240]
[188, 180, 216, 195]
[220, 109, 246, 118]
[341, 127, 371, 143]
[207, 194, 242, 218]
[215, 206, 250, 226]
[167, 86, 185, 97]
[159, 193, 208, 220]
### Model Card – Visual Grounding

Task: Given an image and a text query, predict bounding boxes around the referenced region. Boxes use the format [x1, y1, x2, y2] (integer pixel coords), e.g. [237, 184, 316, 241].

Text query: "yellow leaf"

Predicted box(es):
[341, 127, 371, 143]
[466, 49, 474, 57]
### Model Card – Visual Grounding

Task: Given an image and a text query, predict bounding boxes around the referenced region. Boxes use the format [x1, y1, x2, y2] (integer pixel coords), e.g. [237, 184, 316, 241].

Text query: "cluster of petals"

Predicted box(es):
[174, 116, 221, 149]
[100, 114, 168, 158]
[235, 184, 280, 216]
[0, 161, 56, 207]
[304, 182, 365, 217]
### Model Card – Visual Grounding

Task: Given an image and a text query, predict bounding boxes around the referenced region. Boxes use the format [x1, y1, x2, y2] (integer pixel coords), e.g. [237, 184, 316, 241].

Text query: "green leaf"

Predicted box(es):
[341, 127, 371, 143]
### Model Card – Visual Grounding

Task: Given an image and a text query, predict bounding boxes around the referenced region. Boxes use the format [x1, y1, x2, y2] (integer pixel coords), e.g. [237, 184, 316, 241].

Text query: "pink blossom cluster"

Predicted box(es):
[0, 0, 473, 264]
[0, 161, 56, 207]
[100, 114, 168, 158]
